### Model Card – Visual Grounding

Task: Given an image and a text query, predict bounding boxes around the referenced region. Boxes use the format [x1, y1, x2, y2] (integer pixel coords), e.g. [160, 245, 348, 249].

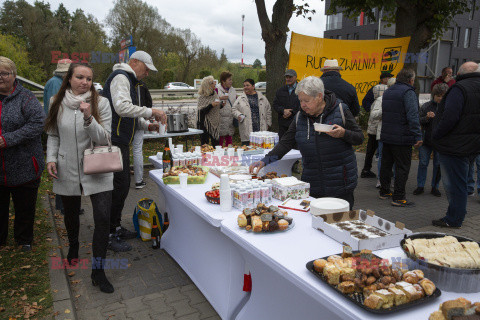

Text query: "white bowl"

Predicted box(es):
[314, 123, 334, 133]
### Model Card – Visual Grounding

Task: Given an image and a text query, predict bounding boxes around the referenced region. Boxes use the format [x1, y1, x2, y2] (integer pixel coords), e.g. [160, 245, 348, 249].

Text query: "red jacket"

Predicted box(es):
[431, 76, 455, 91]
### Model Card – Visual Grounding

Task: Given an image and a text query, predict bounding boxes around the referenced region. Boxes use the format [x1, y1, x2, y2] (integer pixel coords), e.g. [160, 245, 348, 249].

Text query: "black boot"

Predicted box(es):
[67, 242, 79, 266]
[91, 269, 114, 293]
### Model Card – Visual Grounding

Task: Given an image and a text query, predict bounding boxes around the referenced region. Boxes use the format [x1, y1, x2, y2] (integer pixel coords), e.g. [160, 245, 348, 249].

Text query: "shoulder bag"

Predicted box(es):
[83, 134, 123, 175]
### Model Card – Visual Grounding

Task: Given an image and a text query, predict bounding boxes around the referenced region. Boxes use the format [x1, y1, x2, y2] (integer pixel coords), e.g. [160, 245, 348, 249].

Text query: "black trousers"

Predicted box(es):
[62, 191, 111, 261]
[0, 179, 39, 246]
[110, 142, 130, 233]
[362, 134, 378, 172]
[380, 143, 412, 201]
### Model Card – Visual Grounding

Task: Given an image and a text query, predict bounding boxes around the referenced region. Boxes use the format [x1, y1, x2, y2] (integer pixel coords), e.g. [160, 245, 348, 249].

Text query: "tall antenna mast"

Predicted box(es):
[242, 14, 245, 67]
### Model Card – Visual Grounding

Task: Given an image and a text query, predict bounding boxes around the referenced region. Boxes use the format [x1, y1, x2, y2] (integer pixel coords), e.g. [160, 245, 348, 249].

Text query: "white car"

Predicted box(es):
[255, 82, 267, 89]
[164, 82, 194, 90]
[93, 82, 103, 91]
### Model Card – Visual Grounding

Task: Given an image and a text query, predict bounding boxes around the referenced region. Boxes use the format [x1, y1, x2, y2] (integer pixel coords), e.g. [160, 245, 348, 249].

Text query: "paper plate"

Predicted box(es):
[310, 197, 349, 216]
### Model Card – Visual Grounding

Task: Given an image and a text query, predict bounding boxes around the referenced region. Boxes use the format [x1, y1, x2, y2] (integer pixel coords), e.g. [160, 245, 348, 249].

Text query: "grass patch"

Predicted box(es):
[0, 170, 54, 319]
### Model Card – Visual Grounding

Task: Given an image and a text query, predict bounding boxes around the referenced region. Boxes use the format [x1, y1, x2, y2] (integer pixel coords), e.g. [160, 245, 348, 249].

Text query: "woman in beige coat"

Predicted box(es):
[197, 75, 222, 146]
[232, 79, 272, 144]
[45, 63, 114, 293]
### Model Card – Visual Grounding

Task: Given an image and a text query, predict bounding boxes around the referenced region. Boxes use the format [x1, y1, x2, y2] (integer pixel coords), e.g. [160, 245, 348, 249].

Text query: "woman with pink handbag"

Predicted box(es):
[45, 63, 115, 293]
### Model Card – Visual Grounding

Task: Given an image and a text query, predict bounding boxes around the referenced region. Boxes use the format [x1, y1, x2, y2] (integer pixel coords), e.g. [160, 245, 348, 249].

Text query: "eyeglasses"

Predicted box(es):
[0, 72, 12, 78]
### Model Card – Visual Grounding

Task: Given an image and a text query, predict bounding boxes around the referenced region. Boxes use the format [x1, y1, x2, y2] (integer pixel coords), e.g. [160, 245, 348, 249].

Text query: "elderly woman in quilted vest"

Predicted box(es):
[0, 56, 45, 252]
[250, 76, 364, 209]
[45, 63, 114, 293]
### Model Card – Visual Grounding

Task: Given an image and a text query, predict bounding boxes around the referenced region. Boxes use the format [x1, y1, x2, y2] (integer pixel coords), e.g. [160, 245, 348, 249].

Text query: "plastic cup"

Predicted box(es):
[237, 148, 243, 161]
[176, 144, 184, 153]
[227, 148, 235, 157]
[156, 152, 163, 160]
[179, 173, 188, 188]
[195, 146, 201, 153]
[159, 123, 166, 135]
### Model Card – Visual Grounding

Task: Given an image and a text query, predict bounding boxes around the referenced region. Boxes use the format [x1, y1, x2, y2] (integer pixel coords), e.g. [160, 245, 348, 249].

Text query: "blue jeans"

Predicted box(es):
[467, 155, 480, 193]
[438, 153, 475, 227]
[416, 145, 441, 189]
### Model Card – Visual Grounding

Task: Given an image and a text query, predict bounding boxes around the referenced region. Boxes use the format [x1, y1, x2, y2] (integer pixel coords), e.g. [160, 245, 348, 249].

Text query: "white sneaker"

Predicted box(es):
[376, 181, 381, 188]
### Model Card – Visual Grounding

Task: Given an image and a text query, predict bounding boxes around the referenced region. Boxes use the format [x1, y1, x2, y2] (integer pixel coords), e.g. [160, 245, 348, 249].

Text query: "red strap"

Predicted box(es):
[243, 273, 252, 292]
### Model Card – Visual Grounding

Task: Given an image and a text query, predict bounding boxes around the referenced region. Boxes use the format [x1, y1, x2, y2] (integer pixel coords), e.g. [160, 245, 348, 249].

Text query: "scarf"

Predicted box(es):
[62, 89, 92, 111]
[197, 92, 221, 141]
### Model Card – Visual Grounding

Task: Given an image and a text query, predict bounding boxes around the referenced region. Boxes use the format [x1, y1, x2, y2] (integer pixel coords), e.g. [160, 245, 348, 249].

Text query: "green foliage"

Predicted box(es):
[198, 70, 210, 79]
[258, 70, 267, 82]
[327, 0, 472, 46]
[0, 33, 45, 83]
[253, 59, 262, 68]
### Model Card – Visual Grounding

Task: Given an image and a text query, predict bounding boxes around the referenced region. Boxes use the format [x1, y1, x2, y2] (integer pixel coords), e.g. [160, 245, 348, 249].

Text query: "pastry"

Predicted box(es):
[412, 269, 425, 280]
[268, 220, 279, 232]
[277, 219, 289, 231]
[365, 276, 376, 286]
[429, 310, 446, 320]
[313, 259, 327, 273]
[262, 221, 269, 231]
[323, 264, 340, 285]
[413, 284, 426, 298]
[338, 281, 355, 294]
[387, 287, 408, 306]
[402, 271, 420, 284]
[237, 214, 247, 228]
[441, 298, 473, 320]
[327, 255, 343, 263]
[261, 213, 273, 222]
[283, 216, 293, 225]
[375, 289, 395, 309]
[419, 278, 436, 296]
[363, 284, 378, 297]
[364, 293, 384, 309]
[245, 225, 252, 231]
[395, 282, 422, 301]
[252, 217, 262, 232]
[340, 274, 355, 282]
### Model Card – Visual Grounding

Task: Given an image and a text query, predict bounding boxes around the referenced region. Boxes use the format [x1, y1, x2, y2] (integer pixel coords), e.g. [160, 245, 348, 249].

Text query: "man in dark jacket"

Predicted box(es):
[431, 61, 480, 228]
[249, 76, 364, 209]
[362, 72, 394, 113]
[320, 59, 360, 116]
[413, 83, 448, 197]
[379, 68, 423, 207]
[272, 69, 300, 139]
[103, 51, 166, 251]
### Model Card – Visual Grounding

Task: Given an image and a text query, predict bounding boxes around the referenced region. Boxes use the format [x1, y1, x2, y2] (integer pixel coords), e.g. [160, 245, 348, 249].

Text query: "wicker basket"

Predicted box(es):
[205, 191, 220, 204]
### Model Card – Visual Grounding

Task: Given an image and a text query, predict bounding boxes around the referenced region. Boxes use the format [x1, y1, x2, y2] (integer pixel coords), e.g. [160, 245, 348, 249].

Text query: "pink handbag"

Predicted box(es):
[83, 135, 123, 175]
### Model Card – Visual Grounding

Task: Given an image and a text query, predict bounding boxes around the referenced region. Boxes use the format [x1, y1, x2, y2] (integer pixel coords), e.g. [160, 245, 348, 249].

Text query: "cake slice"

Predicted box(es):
[387, 287, 408, 306]
[375, 289, 394, 309]
[363, 293, 384, 309]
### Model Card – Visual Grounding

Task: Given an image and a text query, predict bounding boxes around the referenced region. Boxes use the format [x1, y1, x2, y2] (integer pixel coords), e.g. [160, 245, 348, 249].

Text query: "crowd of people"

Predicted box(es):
[1, 51, 479, 295]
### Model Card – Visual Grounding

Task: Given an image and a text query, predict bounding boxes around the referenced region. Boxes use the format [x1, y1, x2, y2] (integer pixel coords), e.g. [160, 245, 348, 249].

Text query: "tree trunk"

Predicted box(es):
[395, 3, 433, 92]
[255, 0, 294, 133]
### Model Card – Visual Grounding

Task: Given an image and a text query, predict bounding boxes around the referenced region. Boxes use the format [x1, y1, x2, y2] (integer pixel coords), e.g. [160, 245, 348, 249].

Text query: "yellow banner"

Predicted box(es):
[288, 32, 411, 102]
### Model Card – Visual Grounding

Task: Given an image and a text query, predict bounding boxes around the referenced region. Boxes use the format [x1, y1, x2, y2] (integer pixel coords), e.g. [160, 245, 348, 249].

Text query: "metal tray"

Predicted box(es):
[306, 253, 441, 314]
[400, 232, 480, 293]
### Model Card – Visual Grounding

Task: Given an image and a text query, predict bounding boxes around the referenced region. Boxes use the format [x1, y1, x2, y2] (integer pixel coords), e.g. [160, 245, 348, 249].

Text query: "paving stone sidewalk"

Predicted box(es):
[48, 153, 480, 320]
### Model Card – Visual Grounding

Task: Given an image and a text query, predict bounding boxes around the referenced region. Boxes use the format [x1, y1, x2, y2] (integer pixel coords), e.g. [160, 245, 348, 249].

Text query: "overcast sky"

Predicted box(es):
[25, 0, 326, 64]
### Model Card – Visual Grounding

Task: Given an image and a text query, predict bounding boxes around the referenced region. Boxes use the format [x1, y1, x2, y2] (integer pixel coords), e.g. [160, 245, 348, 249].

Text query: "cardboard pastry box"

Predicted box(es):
[311, 209, 412, 250]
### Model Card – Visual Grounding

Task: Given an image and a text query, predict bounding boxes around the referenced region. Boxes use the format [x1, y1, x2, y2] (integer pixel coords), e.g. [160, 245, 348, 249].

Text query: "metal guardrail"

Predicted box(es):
[33, 88, 267, 100]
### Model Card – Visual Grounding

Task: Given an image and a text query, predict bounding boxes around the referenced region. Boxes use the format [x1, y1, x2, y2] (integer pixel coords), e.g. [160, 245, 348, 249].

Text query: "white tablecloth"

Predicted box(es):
[149, 170, 247, 319]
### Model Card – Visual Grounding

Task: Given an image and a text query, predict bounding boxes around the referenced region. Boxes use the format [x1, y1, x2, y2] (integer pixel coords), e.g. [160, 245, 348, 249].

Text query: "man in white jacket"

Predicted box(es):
[102, 50, 166, 252]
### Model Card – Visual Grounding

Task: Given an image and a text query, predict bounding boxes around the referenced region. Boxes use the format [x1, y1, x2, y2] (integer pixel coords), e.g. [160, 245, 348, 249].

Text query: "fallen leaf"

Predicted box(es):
[74, 294, 81, 298]
[21, 294, 27, 301]
[67, 271, 75, 277]
[20, 265, 31, 269]
[39, 298, 45, 303]
[65, 309, 71, 314]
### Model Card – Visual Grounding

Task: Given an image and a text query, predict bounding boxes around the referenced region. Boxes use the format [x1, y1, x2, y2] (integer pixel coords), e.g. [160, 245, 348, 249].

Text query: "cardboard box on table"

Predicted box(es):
[311, 209, 412, 251]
